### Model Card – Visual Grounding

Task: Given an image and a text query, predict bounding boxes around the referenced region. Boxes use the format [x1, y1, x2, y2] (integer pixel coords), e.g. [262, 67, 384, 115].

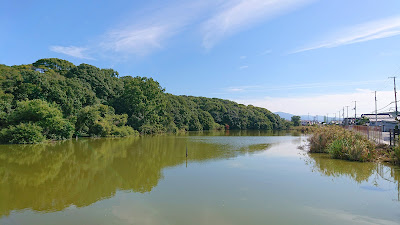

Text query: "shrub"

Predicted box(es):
[328, 137, 373, 162]
[308, 126, 375, 162]
[39, 116, 74, 140]
[394, 146, 400, 164]
[140, 123, 166, 134]
[0, 123, 45, 144]
[110, 126, 138, 137]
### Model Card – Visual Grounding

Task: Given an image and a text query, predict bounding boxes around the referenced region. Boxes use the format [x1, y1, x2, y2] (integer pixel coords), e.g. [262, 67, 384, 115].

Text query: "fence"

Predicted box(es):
[344, 125, 384, 144]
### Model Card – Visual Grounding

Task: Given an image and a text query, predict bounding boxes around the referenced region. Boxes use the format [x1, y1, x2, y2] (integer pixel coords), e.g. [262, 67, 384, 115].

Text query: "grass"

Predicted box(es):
[308, 126, 375, 162]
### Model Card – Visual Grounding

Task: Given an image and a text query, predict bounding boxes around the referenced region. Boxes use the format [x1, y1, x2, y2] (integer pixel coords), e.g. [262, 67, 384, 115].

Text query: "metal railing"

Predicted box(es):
[345, 125, 383, 144]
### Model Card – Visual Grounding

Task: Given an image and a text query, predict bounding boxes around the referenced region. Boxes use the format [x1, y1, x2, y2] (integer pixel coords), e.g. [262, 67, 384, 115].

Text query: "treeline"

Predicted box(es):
[0, 58, 291, 144]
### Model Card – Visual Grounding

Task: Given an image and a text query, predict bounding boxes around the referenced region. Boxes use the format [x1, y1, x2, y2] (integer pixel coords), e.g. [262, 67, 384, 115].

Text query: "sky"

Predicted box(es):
[1, 0, 400, 117]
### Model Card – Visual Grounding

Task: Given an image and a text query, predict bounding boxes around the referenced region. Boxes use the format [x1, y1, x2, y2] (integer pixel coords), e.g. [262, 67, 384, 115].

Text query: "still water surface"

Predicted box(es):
[1, 131, 400, 225]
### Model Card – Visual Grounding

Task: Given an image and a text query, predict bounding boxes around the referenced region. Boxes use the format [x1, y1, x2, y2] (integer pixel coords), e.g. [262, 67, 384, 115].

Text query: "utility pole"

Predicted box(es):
[342, 107, 345, 125]
[353, 101, 357, 124]
[327, 113, 329, 123]
[375, 91, 378, 126]
[389, 77, 398, 116]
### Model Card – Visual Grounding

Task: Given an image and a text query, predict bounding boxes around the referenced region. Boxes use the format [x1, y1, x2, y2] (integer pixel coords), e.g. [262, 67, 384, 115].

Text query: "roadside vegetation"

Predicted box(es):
[0, 58, 291, 144]
[307, 126, 399, 164]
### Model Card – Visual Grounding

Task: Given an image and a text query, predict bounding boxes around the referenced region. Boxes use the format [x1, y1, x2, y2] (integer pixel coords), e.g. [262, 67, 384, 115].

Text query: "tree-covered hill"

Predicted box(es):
[0, 58, 291, 144]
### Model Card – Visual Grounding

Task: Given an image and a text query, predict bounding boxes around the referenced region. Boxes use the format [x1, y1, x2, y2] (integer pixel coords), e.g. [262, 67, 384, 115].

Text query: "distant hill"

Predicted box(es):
[275, 112, 329, 122]
[274, 112, 295, 121]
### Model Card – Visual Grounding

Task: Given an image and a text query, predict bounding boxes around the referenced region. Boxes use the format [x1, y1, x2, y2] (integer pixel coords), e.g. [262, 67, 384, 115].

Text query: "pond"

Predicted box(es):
[0, 131, 399, 225]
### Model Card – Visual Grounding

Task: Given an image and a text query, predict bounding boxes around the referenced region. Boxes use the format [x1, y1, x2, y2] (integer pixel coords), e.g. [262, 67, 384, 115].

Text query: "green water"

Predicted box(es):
[0, 130, 399, 225]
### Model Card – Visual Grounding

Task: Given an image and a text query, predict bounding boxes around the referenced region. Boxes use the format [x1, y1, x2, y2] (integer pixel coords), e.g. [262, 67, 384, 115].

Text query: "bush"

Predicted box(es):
[328, 137, 373, 162]
[0, 123, 45, 144]
[140, 123, 166, 134]
[308, 126, 375, 162]
[394, 146, 400, 164]
[76, 104, 137, 137]
[39, 116, 75, 140]
[110, 126, 138, 137]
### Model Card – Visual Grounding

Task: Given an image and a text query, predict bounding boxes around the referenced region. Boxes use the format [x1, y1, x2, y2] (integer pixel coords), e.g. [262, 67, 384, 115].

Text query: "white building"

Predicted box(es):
[361, 113, 398, 132]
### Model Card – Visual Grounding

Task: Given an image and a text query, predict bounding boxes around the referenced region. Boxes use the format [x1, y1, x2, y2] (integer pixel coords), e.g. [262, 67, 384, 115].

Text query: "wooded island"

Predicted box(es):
[0, 58, 291, 144]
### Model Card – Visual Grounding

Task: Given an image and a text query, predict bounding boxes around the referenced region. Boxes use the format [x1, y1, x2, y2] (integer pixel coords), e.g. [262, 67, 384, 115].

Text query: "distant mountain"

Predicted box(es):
[274, 112, 295, 121]
[274, 112, 330, 122]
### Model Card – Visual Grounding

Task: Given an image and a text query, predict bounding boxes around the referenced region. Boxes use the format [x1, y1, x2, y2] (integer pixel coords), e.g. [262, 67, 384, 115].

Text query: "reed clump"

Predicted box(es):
[308, 126, 375, 162]
[292, 125, 318, 133]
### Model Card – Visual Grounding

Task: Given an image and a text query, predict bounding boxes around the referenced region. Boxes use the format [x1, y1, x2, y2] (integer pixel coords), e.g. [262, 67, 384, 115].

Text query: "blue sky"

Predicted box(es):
[2, 0, 400, 116]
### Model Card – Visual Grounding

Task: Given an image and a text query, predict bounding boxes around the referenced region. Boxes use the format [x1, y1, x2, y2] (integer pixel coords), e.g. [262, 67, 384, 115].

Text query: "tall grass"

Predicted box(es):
[308, 126, 375, 162]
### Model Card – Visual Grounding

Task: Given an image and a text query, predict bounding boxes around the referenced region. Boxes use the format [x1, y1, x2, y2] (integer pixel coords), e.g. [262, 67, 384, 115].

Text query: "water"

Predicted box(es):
[0, 130, 399, 225]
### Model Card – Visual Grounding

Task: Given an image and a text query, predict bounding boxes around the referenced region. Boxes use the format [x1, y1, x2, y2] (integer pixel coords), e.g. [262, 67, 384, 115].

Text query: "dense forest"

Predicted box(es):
[0, 58, 291, 144]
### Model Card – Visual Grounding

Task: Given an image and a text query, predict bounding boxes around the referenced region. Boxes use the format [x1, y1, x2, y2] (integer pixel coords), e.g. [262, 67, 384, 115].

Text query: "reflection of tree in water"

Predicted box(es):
[0, 133, 271, 217]
[306, 153, 400, 200]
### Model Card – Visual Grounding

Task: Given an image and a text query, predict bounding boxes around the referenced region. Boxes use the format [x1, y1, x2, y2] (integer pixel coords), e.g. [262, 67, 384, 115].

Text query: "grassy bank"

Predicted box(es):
[307, 126, 400, 164]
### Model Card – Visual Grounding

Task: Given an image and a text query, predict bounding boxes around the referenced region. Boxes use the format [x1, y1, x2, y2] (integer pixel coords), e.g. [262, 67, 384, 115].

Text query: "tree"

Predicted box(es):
[112, 76, 167, 133]
[291, 116, 301, 126]
[75, 104, 136, 137]
[7, 99, 74, 140]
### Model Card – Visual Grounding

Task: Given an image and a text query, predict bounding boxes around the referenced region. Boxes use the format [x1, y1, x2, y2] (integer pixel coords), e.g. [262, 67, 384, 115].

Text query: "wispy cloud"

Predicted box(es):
[224, 79, 387, 93]
[239, 65, 249, 69]
[100, 25, 172, 55]
[293, 15, 400, 53]
[202, 0, 314, 49]
[226, 85, 261, 92]
[240, 55, 247, 59]
[49, 46, 94, 60]
[259, 49, 272, 55]
[99, 2, 208, 56]
[51, 1, 213, 59]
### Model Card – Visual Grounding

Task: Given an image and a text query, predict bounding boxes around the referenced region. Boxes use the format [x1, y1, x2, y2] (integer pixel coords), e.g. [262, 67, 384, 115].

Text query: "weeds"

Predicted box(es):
[308, 126, 375, 162]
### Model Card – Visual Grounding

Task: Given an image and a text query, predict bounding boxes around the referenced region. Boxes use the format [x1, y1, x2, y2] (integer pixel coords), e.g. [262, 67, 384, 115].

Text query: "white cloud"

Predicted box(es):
[202, 0, 314, 49]
[226, 85, 261, 92]
[240, 55, 247, 59]
[239, 65, 249, 69]
[224, 80, 387, 93]
[49, 46, 94, 59]
[100, 25, 172, 55]
[233, 89, 395, 116]
[98, 1, 217, 56]
[293, 15, 400, 53]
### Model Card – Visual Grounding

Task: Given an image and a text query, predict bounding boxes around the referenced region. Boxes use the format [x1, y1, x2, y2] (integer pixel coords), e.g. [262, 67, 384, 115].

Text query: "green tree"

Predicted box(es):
[75, 104, 137, 137]
[7, 99, 74, 140]
[0, 123, 45, 144]
[112, 76, 167, 133]
[291, 116, 301, 126]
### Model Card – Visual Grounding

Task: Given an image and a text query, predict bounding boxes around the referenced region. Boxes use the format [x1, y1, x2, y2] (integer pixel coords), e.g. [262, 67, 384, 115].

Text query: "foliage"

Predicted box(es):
[32, 58, 76, 74]
[112, 76, 167, 133]
[393, 146, 400, 164]
[76, 104, 137, 137]
[0, 123, 45, 144]
[291, 116, 301, 126]
[66, 64, 123, 102]
[0, 58, 290, 144]
[6, 99, 74, 140]
[308, 126, 375, 162]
